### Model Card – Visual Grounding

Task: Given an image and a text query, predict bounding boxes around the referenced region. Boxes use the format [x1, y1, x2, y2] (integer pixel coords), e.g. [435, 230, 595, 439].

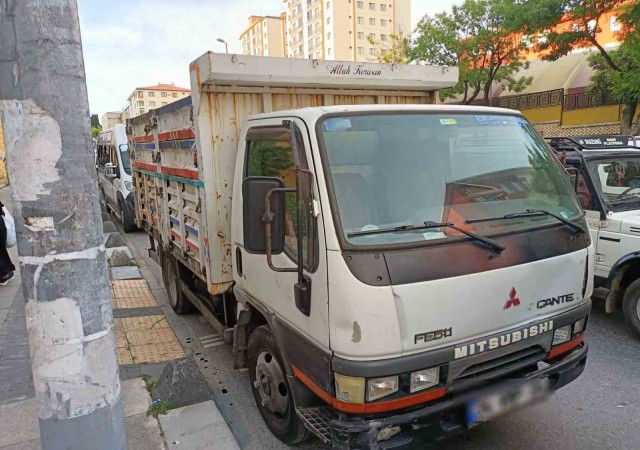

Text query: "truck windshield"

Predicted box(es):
[119, 144, 131, 176]
[587, 156, 640, 211]
[319, 113, 582, 247]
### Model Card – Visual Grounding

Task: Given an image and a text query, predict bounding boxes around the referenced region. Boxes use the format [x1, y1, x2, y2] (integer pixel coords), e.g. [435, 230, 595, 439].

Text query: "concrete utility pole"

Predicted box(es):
[0, 1, 127, 449]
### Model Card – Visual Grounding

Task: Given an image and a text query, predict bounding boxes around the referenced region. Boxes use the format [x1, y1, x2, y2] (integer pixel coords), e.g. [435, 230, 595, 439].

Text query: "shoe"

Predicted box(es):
[0, 271, 14, 285]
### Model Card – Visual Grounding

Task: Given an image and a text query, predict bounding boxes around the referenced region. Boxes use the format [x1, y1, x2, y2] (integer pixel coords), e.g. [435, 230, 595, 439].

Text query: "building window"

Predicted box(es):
[380, 34, 388, 41]
[358, 31, 365, 39]
[161, 92, 167, 97]
[328, 47, 332, 55]
[368, 33, 375, 40]
[358, 47, 364, 55]
[162, 102, 168, 106]
[521, 34, 533, 48]
[357, 16, 364, 24]
[380, 18, 387, 27]
[610, 15, 621, 31]
[327, 16, 331, 25]
[137, 100, 144, 107]
[172, 92, 178, 98]
[315, 51, 321, 59]
[380, 3, 386, 11]
[369, 2, 375, 10]
[369, 48, 376, 56]
[327, 32, 332, 40]
[326, 1, 330, 8]
[357, 1, 363, 8]
[149, 101, 156, 107]
[369, 17, 375, 26]
[139, 109, 145, 114]
[148, 91, 155, 97]
[137, 91, 143, 98]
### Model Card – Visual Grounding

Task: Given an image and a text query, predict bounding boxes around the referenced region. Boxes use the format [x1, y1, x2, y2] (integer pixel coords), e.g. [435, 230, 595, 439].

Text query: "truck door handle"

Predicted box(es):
[236, 247, 243, 277]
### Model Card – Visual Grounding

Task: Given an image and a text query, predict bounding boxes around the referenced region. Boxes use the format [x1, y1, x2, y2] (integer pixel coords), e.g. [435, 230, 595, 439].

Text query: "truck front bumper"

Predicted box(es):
[329, 342, 588, 449]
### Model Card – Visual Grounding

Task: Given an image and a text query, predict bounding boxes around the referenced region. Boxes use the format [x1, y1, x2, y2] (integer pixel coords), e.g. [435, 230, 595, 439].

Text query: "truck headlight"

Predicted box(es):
[410, 367, 440, 393]
[573, 317, 586, 335]
[335, 374, 365, 404]
[552, 325, 572, 346]
[367, 376, 398, 401]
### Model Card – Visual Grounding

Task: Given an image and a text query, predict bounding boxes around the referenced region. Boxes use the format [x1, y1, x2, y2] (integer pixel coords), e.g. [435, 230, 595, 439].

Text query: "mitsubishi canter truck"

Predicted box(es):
[128, 52, 593, 449]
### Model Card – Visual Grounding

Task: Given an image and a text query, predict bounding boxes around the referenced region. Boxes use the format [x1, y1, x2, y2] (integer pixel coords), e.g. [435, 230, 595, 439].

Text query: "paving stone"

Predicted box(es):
[0, 438, 41, 449]
[0, 398, 39, 447]
[159, 401, 239, 450]
[103, 221, 118, 233]
[122, 378, 152, 418]
[153, 358, 214, 409]
[112, 266, 142, 280]
[130, 340, 184, 364]
[125, 413, 165, 450]
[110, 249, 134, 267]
[120, 315, 169, 332]
[105, 232, 125, 248]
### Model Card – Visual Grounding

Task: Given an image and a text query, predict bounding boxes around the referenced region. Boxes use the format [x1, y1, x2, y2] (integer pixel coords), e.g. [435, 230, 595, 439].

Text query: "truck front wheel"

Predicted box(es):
[248, 325, 309, 445]
[622, 278, 640, 336]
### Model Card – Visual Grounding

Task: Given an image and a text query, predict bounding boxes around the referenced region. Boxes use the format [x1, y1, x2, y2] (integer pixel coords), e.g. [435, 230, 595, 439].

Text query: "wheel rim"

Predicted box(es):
[254, 350, 289, 417]
[636, 297, 640, 321]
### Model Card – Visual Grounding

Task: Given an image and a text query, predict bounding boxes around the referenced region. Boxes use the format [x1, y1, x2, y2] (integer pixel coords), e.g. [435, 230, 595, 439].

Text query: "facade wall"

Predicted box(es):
[521, 105, 562, 124]
[534, 121, 622, 137]
[241, 15, 287, 57]
[127, 86, 190, 118]
[562, 104, 622, 126]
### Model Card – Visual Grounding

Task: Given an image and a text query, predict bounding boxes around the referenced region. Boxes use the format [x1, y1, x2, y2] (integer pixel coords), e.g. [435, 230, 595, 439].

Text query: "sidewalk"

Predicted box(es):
[0, 186, 239, 449]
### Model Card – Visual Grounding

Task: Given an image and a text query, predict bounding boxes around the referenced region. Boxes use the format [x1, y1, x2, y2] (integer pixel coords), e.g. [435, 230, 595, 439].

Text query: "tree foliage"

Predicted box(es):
[410, 0, 533, 105]
[505, 0, 640, 133]
[90, 113, 100, 129]
[367, 32, 410, 64]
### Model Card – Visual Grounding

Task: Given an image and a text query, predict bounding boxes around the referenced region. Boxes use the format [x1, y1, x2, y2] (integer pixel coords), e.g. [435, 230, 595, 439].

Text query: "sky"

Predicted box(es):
[78, 0, 459, 120]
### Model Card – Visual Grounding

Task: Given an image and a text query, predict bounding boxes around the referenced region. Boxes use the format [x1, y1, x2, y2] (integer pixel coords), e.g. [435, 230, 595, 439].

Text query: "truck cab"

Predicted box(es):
[549, 135, 640, 336]
[130, 53, 593, 449]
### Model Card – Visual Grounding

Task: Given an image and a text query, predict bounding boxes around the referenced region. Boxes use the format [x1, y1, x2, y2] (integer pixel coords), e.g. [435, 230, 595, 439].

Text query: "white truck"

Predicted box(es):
[548, 136, 640, 336]
[129, 53, 593, 449]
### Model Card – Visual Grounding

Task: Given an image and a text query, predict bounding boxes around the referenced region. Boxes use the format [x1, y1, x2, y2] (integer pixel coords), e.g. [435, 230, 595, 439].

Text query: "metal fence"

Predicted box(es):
[562, 90, 620, 110]
[495, 89, 564, 109]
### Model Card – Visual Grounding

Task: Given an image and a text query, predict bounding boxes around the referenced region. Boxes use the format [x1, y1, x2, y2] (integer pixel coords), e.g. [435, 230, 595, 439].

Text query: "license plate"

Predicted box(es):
[466, 379, 550, 427]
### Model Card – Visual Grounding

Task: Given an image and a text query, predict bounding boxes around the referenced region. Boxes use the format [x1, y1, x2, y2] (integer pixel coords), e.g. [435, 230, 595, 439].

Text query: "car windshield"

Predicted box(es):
[119, 144, 131, 175]
[320, 113, 582, 247]
[587, 156, 640, 211]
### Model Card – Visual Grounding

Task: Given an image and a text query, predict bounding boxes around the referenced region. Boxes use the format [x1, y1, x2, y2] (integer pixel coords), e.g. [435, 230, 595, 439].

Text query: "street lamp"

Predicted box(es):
[217, 38, 229, 54]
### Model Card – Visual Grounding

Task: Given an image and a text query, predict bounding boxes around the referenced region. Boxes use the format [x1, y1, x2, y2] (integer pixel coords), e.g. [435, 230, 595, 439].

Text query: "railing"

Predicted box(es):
[563, 90, 619, 110]
[495, 89, 563, 109]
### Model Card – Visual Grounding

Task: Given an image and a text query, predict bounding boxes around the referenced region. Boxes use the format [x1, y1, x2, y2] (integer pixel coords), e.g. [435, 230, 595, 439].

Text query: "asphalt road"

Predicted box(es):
[128, 231, 640, 450]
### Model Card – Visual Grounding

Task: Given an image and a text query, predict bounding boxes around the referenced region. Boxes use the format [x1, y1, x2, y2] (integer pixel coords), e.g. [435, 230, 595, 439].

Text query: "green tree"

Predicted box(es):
[410, 0, 533, 105]
[90, 113, 100, 129]
[367, 32, 410, 64]
[505, 0, 640, 133]
[91, 126, 101, 138]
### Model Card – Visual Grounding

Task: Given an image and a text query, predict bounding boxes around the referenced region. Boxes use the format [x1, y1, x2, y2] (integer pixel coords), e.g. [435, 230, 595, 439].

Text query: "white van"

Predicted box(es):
[96, 124, 136, 231]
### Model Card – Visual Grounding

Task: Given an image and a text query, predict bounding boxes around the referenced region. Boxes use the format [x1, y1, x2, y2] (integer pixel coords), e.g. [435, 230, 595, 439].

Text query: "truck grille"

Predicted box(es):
[457, 346, 545, 380]
[297, 407, 335, 443]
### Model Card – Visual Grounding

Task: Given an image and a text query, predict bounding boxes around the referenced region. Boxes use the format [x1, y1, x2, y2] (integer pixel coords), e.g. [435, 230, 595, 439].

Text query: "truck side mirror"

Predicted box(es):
[104, 162, 117, 179]
[242, 177, 285, 254]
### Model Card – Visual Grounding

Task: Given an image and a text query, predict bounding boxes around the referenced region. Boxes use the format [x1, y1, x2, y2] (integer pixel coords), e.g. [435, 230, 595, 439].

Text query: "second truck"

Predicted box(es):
[128, 53, 593, 448]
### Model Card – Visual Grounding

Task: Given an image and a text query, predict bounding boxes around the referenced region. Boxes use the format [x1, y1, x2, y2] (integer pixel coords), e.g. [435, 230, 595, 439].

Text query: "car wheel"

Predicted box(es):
[248, 325, 309, 445]
[622, 278, 640, 336]
[120, 199, 136, 233]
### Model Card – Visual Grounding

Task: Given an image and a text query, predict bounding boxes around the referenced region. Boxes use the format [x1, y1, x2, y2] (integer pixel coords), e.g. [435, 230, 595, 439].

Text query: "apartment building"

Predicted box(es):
[241, 14, 287, 57]
[126, 83, 190, 118]
[285, 0, 410, 61]
[100, 111, 124, 130]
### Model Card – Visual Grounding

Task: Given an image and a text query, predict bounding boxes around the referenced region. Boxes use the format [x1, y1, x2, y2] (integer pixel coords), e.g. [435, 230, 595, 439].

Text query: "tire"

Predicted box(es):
[622, 279, 640, 336]
[120, 199, 136, 233]
[162, 254, 194, 315]
[248, 325, 309, 445]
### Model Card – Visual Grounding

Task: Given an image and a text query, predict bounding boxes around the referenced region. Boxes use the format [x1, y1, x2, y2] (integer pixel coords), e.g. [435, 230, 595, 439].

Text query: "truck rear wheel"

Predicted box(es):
[622, 279, 640, 336]
[119, 199, 136, 233]
[162, 254, 194, 315]
[248, 325, 309, 445]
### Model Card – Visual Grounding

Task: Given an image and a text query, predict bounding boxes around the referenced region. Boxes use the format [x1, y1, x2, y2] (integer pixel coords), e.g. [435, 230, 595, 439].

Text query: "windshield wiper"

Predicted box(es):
[347, 221, 505, 254]
[466, 209, 585, 236]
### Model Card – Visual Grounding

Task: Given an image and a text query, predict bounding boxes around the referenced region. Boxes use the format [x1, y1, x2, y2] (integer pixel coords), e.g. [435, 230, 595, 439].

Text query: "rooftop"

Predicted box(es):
[136, 84, 190, 92]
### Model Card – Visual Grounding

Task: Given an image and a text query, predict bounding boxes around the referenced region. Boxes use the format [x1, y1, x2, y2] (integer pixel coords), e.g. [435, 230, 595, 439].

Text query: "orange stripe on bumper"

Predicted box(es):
[547, 335, 585, 359]
[292, 366, 446, 414]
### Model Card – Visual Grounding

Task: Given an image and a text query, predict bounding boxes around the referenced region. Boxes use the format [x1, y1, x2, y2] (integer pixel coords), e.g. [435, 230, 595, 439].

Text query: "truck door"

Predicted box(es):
[236, 118, 330, 352]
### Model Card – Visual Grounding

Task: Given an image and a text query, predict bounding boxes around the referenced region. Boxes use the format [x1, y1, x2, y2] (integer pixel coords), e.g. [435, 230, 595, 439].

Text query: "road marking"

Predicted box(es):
[203, 341, 225, 348]
[199, 334, 224, 349]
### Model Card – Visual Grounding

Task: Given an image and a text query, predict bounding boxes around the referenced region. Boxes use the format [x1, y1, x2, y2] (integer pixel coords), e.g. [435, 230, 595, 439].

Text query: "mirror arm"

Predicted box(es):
[263, 187, 296, 273]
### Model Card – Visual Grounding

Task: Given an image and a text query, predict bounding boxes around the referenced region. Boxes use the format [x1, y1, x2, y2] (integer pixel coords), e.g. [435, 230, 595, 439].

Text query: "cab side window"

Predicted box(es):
[244, 128, 315, 270]
[576, 171, 594, 210]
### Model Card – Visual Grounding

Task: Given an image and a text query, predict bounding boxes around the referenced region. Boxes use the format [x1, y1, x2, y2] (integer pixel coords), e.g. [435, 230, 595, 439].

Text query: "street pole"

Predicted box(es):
[0, 1, 127, 449]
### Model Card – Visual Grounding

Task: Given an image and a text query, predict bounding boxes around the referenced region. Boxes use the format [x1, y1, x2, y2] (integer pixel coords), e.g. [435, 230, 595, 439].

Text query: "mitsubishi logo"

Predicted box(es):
[504, 287, 521, 309]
